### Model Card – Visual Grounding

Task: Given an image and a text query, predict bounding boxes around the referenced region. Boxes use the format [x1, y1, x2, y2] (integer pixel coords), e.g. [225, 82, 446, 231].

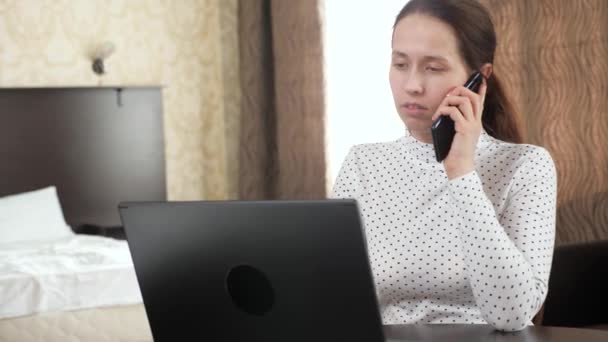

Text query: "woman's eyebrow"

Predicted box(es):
[391, 51, 448, 63]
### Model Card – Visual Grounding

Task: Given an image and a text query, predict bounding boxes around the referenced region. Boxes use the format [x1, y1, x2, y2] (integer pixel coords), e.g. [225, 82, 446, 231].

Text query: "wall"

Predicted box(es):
[0, 0, 240, 200]
[481, 0, 608, 243]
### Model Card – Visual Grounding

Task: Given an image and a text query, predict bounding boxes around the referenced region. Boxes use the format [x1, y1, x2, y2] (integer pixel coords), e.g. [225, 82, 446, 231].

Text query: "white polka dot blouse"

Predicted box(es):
[331, 130, 557, 332]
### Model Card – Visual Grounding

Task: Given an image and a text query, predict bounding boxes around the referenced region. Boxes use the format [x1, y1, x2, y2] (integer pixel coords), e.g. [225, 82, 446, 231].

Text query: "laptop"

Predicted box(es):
[119, 200, 386, 342]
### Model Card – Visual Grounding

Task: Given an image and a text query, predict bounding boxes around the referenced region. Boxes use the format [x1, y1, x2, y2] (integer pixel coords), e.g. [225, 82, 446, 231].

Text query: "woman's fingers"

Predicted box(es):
[431, 95, 473, 122]
[433, 105, 467, 128]
[448, 95, 474, 121]
[432, 78, 489, 124]
[456, 81, 488, 121]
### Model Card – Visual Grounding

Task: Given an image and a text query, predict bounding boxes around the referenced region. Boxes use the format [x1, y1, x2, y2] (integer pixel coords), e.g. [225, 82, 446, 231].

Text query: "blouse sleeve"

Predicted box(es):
[447, 147, 557, 331]
[331, 146, 363, 199]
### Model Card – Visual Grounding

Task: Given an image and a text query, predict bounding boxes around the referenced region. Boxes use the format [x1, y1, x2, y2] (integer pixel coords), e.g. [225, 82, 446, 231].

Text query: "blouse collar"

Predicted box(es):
[396, 129, 494, 170]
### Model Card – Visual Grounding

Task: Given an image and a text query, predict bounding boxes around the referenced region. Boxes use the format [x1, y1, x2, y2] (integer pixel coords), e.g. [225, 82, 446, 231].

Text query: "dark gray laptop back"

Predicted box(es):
[119, 200, 385, 342]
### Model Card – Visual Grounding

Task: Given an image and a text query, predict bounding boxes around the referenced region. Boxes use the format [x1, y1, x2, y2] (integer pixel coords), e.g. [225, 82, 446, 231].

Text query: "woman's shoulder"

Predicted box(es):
[346, 138, 403, 158]
[495, 140, 552, 157]
[485, 137, 556, 172]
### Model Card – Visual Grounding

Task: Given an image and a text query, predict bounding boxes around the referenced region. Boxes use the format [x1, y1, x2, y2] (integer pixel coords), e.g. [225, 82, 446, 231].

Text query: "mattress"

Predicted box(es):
[0, 304, 152, 342]
[0, 235, 143, 319]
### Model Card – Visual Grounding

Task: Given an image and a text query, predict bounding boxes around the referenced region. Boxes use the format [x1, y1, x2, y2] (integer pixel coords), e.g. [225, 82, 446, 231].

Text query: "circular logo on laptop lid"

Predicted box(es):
[226, 265, 275, 315]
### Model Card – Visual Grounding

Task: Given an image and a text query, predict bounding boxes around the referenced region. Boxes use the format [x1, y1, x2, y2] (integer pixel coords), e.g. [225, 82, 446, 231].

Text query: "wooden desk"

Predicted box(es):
[383, 324, 608, 342]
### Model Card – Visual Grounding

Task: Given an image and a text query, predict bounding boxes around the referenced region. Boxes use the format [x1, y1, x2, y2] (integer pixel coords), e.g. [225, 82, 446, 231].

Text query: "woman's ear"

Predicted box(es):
[480, 63, 493, 79]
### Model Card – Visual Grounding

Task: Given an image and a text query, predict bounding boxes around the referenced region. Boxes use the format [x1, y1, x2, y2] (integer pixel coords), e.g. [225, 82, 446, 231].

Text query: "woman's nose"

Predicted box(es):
[403, 72, 424, 95]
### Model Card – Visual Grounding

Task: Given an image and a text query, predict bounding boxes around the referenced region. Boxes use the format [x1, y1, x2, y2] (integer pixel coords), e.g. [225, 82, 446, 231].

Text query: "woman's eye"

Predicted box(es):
[426, 66, 443, 72]
[394, 63, 408, 69]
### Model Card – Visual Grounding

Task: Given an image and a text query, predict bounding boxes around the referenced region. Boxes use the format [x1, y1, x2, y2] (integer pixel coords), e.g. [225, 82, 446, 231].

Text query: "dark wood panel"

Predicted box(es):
[0, 87, 166, 228]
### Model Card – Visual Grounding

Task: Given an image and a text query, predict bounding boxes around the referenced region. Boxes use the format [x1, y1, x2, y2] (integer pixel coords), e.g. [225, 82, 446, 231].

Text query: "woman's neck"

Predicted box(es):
[407, 128, 433, 144]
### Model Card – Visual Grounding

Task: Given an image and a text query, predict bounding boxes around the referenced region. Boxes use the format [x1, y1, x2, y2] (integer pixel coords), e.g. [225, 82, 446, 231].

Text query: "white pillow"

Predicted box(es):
[0, 186, 73, 243]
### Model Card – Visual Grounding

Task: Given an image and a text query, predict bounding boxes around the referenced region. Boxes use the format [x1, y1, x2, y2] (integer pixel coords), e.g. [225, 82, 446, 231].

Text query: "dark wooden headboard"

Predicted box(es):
[0, 86, 166, 228]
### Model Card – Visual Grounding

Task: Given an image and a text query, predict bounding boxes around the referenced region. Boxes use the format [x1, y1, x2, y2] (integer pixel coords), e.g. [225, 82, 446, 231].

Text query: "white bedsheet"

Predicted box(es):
[0, 235, 143, 319]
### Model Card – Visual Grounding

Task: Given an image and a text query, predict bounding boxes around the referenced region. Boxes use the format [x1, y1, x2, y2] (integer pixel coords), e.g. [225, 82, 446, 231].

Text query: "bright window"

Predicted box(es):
[323, 0, 409, 191]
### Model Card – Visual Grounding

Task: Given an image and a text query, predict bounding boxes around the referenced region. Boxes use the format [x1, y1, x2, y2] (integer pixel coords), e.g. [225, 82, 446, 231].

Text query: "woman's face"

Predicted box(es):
[389, 14, 470, 142]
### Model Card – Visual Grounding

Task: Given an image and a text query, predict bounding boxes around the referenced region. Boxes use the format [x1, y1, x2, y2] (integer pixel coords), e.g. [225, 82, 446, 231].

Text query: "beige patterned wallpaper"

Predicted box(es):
[0, 0, 240, 200]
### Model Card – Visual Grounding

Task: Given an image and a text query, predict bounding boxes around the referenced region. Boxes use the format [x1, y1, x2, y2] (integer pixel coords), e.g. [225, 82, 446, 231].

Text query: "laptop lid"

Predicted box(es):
[119, 200, 385, 342]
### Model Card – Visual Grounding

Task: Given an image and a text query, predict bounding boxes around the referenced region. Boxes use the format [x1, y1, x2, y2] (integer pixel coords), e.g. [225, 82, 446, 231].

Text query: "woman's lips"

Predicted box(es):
[401, 102, 429, 116]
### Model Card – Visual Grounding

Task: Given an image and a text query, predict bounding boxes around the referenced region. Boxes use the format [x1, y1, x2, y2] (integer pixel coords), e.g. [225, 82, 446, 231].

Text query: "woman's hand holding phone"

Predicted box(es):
[431, 77, 488, 180]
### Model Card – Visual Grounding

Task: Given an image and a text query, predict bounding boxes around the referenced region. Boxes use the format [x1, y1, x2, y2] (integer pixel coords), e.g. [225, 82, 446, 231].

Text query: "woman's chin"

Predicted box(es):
[401, 116, 432, 131]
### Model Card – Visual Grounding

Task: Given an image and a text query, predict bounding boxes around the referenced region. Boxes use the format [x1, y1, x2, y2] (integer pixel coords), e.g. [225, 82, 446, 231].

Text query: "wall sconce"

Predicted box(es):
[92, 41, 116, 76]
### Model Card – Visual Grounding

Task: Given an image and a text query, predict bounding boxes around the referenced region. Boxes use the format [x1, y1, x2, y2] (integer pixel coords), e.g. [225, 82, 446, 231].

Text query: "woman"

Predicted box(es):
[332, 0, 557, 332]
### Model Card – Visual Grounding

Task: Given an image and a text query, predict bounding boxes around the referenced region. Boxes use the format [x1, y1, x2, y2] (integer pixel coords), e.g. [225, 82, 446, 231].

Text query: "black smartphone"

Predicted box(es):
[431, 71, 483, 162]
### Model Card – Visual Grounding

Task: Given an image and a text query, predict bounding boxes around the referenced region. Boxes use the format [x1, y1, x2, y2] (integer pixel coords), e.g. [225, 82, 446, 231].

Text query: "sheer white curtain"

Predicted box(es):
[323, 0, 409, 191]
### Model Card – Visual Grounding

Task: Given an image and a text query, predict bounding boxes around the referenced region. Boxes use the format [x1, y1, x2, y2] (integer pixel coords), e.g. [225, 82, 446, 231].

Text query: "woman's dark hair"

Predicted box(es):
[394, 0, 522, 143]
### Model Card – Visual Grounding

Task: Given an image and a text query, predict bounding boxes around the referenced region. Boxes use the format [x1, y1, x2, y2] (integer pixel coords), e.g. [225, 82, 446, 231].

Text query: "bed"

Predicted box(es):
[0, 234, 152, 341]
[0, 87, 164, 341]
[0, 304, 151, 342]
[0, 187, 152, 341]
